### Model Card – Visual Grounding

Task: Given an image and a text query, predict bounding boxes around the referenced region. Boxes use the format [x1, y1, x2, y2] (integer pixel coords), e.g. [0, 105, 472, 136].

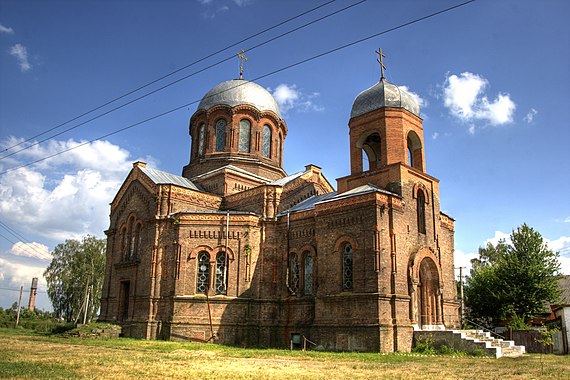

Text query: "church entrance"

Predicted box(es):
[417, 257, 441, 329]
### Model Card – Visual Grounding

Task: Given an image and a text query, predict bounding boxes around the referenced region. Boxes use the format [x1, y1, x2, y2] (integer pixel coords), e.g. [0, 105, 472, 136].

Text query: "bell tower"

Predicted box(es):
[337, 50, 426, 195]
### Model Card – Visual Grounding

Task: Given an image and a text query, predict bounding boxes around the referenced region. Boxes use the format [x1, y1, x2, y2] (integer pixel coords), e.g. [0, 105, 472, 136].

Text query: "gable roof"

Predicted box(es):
[557, 275, 570, 306]
[140, 166, 202, 191]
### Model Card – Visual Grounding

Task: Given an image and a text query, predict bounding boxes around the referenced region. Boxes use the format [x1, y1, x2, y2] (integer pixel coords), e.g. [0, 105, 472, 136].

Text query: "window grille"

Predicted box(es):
[215, 252, 227, 295]
[215, 119, 226, 152]
[196, 252, 210, 294]
[198, 124, 205, 155]
[417, 190, 426, 234]
[304, 253, 313, 295]
[289, 253, 299, 294]
[342, 243, 353, 291]
[262, 125, 271, 157]
[238, 119, 251, 152]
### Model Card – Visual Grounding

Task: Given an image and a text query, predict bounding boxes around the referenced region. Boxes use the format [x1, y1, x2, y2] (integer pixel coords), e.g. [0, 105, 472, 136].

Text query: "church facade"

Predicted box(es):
[99, 61, 459, 352]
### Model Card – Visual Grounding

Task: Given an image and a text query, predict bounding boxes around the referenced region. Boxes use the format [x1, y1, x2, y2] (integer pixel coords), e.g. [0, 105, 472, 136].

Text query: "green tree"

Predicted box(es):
[465, 224, 561, 325]
[44, 235, 106, 322]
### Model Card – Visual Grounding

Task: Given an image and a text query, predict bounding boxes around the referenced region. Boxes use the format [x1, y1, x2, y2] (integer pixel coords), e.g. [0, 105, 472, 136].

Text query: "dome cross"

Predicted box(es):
[237, 49, 248, 80]
[376, 48, 387, 80]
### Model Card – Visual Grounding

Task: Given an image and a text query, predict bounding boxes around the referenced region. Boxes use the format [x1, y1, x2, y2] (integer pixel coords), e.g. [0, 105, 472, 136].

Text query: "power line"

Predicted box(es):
[0, 0, 366, 162]
[0, 0, 339, 155]
[0, 0, 476, 176]
[0, 221, 50, 258]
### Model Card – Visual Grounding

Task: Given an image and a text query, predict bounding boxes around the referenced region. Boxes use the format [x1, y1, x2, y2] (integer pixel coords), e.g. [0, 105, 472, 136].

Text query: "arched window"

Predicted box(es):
[262, 125, 271, 158]
[238, 119, 251, 152]
[215, 251, 227, 295]
[120, 227, 128, 260]
[198, 124, 205, 155]
[417, 190, 426, 234]
[342, 243, 353, 291]
[304, 252, 313, 296]
[289, 253, 299, 294]
[407, 131, 423, 170]
[196, 252, 210, 294]
[276, 138, 281, 165]
[134, 223, 142, 258]
[361, 133, 381, 172]
[128, 218, 136, 259]
[215, 119, 226, 152]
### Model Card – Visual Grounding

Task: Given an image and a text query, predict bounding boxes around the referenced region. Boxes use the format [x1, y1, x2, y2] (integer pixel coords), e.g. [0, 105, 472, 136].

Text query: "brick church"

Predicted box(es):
[99, 55, 459, 352]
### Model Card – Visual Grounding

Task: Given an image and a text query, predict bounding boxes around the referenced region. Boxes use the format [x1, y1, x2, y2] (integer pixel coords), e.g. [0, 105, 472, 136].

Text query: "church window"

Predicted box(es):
[134, 223, 142, 258]
[215, 251, 228, 295]
[129, 218, 136, 259]
[215, 119, 226, 152]
[120, 227, 128, 260]
[407, 131, 423, 170]
[289, 253, 299, 295]
[304, 252, 313, 296]
[198, 124, 205, 155]
[342, 243, 353, 291]
[238, 119, 251, 152]
[262, 125, 271, 157]
[196, 252, 210, 294]
[417, 189, 426, 234]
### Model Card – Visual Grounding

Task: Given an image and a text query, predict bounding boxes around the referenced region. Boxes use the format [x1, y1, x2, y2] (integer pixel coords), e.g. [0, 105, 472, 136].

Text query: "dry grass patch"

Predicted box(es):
[0, 329, 569, 379]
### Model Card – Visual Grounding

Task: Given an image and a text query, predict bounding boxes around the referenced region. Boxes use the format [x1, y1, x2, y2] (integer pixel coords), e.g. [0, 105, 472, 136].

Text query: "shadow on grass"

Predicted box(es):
[0, 361, 78, 378]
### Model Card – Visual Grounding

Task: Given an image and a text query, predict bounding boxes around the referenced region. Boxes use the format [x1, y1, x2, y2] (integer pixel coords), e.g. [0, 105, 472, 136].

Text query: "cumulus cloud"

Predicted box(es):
[443, 72, 515, 129]
[0, 257, 47, 289]
[399, 85, 427, 108]
[431, 132, 439, 140]
[9, 43, 31, 72]
[565, 217, 570, 223]
[10, 242, 51, 261]
[0, 138, 155, 241]
[0, 23, 14, 34]
[270, 84, 324, 114]
[523, 108, 538, 124]
[454, 249, 478, 276]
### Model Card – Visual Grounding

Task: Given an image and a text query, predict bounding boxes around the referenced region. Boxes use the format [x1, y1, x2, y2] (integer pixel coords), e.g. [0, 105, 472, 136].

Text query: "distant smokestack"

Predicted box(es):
[28, 277, 38, 311]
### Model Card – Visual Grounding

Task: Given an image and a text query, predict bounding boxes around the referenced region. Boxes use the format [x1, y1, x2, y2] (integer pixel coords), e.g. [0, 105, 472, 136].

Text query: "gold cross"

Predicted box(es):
[376, 48, 386, 79]
[237, 49, 248, 80]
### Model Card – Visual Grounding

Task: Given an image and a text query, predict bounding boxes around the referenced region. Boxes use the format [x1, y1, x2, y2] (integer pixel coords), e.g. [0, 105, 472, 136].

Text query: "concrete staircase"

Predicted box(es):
[414, 330, 526, 358]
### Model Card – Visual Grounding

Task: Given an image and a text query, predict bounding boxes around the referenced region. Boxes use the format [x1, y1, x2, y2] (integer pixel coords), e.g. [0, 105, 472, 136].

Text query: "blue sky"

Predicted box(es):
[0, 0, 568, 311]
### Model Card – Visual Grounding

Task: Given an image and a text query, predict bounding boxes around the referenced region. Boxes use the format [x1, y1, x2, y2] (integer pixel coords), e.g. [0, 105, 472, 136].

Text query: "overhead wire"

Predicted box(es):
[0, 0, 476, 176]
[0, 0, 366, 162]
[0, 221, 50, 258]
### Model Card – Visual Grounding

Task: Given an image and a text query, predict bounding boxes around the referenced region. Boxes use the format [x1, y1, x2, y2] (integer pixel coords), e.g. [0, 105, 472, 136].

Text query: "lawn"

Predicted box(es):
[0, 328, 568, 379]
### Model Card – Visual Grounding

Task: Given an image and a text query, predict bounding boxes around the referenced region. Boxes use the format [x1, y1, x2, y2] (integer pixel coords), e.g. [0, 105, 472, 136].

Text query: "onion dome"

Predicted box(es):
[350, 78, 420, 119]
[197, 79, 282, 118]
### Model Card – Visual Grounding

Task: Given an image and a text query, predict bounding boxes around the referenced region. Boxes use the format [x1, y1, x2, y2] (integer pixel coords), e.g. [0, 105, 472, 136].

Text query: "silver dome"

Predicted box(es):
[350, 78, 420, 119]
[197, 79, 282, 118]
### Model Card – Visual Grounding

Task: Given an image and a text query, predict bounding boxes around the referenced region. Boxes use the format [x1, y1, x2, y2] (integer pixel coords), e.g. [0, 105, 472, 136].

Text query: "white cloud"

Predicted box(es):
[11, 242, 51, 261]
[454, 249, 478, 276]
[0, 23, 14, 34]
[523, 108, 538, 124]
[443, 72, 515, 129]
[232, 0, 252, 6]
[9, 43, 31, 72]
[399, 85, 427, 108]
[0, 138, 155, 241]
[270, 83, 324, 114]
[565, 217, 570, 223]
[432, 132, 439, 140]
[0, 257, 47, 289]
[484, 230, 511, 246]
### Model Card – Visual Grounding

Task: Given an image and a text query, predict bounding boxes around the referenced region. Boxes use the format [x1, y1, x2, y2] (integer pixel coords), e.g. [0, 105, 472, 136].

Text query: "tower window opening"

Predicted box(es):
[407, 131, 423, 170]
[215, 119, 227, 152]
[361, 133, 381, 172]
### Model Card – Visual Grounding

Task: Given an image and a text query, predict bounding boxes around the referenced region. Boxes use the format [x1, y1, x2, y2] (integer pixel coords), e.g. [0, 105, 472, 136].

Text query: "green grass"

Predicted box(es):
[0, 328, 569, 379]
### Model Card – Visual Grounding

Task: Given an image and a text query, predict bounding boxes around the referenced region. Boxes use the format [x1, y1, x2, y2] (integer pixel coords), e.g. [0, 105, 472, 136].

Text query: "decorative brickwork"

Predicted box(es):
[100, 73, 459, 352]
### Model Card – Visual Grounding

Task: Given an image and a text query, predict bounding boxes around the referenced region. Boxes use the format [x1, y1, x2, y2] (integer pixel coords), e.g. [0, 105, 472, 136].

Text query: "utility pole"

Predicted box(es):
[15, 286, 23, 327]
[458, 267, 465, 327]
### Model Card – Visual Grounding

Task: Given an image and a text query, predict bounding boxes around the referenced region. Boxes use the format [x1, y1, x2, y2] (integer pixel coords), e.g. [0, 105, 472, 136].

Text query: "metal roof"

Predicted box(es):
[351, 78, 420, 119]
[269, 170, 305, 186]
[140, 166, 202, 191]
[197, 79, 282, 118]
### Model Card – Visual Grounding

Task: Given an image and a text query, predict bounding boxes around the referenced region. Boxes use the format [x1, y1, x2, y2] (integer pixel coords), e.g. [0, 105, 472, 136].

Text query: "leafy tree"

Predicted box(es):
[465, 224, 561, 325]
[44, 235, 106, 322]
